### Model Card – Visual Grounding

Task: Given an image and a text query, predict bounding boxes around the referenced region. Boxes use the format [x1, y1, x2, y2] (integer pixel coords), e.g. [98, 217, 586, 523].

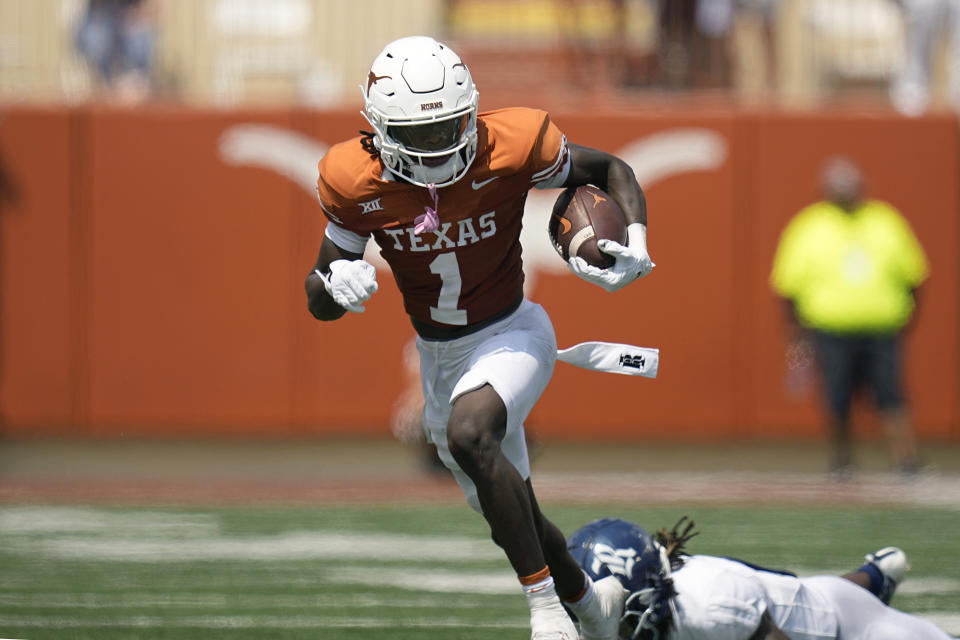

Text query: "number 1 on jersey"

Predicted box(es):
[428, 252, 467, 325]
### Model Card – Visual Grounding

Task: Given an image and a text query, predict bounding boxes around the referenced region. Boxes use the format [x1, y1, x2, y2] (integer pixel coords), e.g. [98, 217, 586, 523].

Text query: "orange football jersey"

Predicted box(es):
[316, 107, 568, 328]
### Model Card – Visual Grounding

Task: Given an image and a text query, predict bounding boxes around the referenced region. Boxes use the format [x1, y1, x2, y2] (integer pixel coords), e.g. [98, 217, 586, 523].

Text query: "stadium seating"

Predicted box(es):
[0, 1, 950, 111]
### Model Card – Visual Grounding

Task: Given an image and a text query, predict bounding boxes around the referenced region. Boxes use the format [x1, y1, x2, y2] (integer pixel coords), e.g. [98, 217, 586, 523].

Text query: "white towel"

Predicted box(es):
[556, 341, 659, 378]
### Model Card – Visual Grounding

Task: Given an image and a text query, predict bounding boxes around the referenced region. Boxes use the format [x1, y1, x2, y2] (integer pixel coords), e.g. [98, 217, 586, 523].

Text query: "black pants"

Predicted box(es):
[813, 331, 904, 424]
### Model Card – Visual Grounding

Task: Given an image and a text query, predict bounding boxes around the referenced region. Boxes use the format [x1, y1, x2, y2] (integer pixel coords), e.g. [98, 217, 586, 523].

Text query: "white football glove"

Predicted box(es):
[315, 259, 378, 313]
[568, 223, 655, 292]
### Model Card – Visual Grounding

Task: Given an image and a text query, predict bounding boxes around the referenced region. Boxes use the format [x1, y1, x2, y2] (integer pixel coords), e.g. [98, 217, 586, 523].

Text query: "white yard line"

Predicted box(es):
[0, 615, 527, 629]
[0, 507, 217, 534]
[17, 531, 500, 562]
[0, 506, 500, 562]
[925, 614, 960, 635]
[533, 471, 960, 508]
[0, 592, 505, 609]
[324, 566, 519, 594]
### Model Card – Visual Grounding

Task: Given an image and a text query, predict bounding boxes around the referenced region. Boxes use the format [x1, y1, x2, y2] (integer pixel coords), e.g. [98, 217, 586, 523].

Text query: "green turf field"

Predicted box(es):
[1, 438, 958, 638]
[1, 502, 958, 639]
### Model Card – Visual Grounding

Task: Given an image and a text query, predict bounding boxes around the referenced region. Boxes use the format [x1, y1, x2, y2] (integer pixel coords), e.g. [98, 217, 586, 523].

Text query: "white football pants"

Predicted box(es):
[417, 299, 556, 511]
[803, 576, 953, 639]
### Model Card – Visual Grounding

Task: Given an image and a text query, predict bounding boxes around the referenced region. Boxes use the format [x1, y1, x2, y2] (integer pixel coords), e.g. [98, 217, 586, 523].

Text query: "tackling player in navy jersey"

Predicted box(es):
[568, 517, 954, 640]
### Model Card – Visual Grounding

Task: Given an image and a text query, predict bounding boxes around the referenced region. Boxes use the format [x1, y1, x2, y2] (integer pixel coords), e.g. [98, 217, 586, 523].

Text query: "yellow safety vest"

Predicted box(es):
[770, 200, 928, 333]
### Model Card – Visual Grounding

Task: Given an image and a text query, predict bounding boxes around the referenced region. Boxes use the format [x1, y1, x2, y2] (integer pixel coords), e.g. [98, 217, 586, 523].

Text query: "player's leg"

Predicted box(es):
[812, 331, 856, 474]
[526, 481, 626, 640]
[446, 387, 575, 640]
[866, 335, 920, 472]
[805, 575, 952, 640]
[526, 485, 583, 597]
[430, 300, 577, 638]
[447, 385, 546, 575]
[841, 546, 910, 604]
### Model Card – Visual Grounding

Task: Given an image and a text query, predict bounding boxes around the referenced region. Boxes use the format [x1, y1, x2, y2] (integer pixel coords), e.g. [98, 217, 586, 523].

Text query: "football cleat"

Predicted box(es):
[530, 603, 579, 640]
[863, 546, 910, 604]
[575, 576, 626, 640]
[531, 632, 578, 640]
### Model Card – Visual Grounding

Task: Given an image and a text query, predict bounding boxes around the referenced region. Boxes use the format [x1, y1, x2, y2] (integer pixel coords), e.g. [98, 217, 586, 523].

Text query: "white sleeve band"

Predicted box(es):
[627, 223, 647, 250]
[324, 222, 370, 255]
[533, 139, 572, 190]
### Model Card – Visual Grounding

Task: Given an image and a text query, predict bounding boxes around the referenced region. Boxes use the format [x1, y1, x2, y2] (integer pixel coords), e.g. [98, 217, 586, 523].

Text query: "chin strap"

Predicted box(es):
[414, 182, 440, 234]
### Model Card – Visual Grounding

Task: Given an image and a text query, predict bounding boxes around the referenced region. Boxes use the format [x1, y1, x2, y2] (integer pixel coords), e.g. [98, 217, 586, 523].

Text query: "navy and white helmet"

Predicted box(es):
[362, 36, 479, 188]
[567, 518, 678, 640]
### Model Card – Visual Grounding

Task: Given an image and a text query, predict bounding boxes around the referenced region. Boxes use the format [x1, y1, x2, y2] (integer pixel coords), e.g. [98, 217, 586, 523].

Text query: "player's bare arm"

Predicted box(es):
[304, 235, 366, 321]
[563, 143, 654, 291]
[563, 143, 646, 227]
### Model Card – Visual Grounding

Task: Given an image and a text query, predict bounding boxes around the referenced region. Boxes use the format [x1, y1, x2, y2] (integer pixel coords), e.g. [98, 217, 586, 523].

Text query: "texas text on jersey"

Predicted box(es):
[316, 107, 569, 330]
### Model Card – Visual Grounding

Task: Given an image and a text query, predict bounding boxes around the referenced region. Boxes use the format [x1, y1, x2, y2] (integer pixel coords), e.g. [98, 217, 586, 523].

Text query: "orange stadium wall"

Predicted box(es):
[0, 106, 957, 441]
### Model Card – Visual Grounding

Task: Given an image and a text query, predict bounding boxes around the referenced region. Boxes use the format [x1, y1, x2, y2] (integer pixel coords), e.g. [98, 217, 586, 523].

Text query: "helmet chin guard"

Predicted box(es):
[362, 36, 479, 188]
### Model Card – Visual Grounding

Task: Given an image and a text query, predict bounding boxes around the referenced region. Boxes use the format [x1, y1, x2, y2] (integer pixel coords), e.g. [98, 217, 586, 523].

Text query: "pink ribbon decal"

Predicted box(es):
[414, 183, 439, 235]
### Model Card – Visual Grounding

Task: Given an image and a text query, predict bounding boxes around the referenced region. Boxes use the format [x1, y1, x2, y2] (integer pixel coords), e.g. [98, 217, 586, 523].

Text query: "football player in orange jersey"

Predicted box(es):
[306, 36, 654, 640]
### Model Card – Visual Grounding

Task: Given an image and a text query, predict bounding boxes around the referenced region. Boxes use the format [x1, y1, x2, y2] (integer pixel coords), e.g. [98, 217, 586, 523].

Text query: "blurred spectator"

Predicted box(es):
[889, 0, 960, 116]
[0, 114, 17, 434]
[558, 0, 630, 92]
[657, 0, 738, 90]
[656, 0, 697, 88]
[737, 0, 782, 94]
[770, 157, 928, 476]
[694, 0, 734, 87]
[74, 0, 158, 103]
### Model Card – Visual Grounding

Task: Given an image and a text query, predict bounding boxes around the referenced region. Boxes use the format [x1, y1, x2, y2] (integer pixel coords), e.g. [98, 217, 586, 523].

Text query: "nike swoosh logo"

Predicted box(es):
[472, 176, 499, 190]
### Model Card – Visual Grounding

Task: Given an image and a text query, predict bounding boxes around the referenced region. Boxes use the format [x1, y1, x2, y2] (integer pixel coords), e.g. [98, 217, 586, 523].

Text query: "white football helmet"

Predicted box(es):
[362, 36, 479, 188]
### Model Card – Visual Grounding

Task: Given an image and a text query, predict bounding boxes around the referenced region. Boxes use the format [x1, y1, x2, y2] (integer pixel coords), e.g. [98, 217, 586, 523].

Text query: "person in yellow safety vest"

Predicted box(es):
[770, 156, 929, 477]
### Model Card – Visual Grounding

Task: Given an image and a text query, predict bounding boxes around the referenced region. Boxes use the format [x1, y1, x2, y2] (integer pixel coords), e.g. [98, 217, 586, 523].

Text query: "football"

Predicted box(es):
[548, 185, 627, 269]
